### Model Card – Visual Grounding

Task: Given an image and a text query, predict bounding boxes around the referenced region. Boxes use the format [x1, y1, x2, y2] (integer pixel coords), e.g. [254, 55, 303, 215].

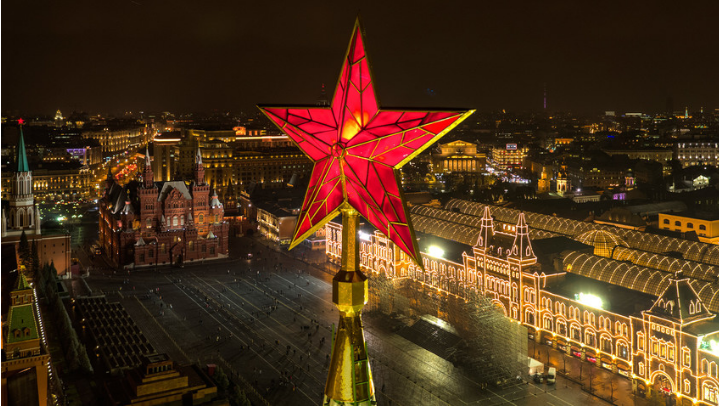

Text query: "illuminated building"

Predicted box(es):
[2, 265, 51, 406]
[99, 147, 229, 267]
[176, 129, 313, 192]
[659, 212, 719, 244]
[431, 140, 486, 173]
[676, 142, 719, 168]
[556, 164, 570, 195]
[490, 143, 528, 170]
[602, 148, 673, 176]
[152, 131, 182, 182]
[327, 200, 719, 405]
[256, 200, 300, 245]
[31, 163, 91, 201]
[537, 167, 551, 194]
[1, 122, 72, 275]
[81, 125, 149, 159]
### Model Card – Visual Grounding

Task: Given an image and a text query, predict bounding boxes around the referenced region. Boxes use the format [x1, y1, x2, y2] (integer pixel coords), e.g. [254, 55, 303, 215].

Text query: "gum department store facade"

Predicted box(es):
[99, 148, 229, 267]
[326, 199, 719, 405]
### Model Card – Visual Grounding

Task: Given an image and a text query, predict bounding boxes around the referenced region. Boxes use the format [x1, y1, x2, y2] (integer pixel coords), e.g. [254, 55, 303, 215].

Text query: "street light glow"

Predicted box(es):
[576, 292, 603, 309]
[427, 245, 445, 258]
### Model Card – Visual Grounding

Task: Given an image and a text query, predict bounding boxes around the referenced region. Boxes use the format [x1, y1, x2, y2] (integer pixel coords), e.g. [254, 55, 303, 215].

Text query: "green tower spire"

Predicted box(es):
[16, 120, 30, 173]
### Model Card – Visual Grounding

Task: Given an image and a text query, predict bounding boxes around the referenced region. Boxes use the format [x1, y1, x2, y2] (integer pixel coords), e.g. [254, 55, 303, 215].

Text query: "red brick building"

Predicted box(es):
[99, 147, 229, 267]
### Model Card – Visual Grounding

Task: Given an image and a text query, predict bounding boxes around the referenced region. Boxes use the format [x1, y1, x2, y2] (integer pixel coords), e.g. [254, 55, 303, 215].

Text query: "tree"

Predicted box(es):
[18, 230, 31, 270]
[230, 384, 250, 406]
[213, 367, 229, 391]
[30, 239, 40, 274]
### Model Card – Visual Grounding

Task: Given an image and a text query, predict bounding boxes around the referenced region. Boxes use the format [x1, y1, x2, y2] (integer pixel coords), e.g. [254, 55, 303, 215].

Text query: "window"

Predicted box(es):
[684, 350, 691, 367]
[146, 218, 152, 228]
[639, 362, 644, 375]
[160, 243, 166, 254]
[675, 221, 681, 226]
[601, 336, 612, 353]
[684, 379, 690, 394]
[585, 331, 596, 347]
[199, 214, 204, 224]
[706, 383, 718, 404]
[571, 325, 581, 341]
[687, 222, 694, 228]
[543, 316, 552, 331]
[663, 219, 669, 224]
[173, 216, 178, 227]
[652, 339, 658, 355]
[700, 225, 707, 231]
[618, 342, 629, 360]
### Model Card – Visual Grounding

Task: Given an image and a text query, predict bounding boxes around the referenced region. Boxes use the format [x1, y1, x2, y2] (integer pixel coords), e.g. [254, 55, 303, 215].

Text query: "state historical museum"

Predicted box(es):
[99, 147, 229, 267]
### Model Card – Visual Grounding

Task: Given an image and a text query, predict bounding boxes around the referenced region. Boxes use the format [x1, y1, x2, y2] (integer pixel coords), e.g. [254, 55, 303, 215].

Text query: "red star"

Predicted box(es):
[259, 19, 473, 264]
[18, 118, 24, 125]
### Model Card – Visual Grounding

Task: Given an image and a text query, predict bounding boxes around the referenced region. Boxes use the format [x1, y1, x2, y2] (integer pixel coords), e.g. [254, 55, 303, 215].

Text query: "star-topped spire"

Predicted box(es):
[258, 17, 474, 266]
[16, 119, 29, 173]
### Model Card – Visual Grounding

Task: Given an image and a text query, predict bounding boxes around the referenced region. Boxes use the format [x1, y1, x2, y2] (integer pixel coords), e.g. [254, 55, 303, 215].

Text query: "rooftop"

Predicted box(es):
[548, 273, 656, 316]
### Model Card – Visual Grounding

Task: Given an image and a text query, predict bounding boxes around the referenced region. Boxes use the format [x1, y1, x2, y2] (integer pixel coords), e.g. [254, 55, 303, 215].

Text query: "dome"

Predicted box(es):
[575, 229, 628, 258]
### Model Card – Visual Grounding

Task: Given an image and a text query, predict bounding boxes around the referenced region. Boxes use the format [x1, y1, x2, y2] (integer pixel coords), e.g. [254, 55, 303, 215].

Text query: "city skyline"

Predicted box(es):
[3, 1, 719, 116]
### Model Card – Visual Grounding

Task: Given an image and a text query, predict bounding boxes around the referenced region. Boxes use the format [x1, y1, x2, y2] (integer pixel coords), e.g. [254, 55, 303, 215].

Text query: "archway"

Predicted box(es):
[651, 371, 674, 393]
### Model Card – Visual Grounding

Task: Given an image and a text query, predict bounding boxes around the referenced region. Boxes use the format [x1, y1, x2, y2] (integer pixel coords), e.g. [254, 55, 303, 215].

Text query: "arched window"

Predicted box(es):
[199, 214, 204, 224]
[700, 224, 707, 231]
[687, 222, 694, 228]
[146, 218, 152, 229]
[172, 216, 178, 227]
[214, 214, 219, 224]
[180, 215, 185, 225]
[188, 241, 194, 251]
[675, 221, 681, 226]
[663, 219, 669, 224]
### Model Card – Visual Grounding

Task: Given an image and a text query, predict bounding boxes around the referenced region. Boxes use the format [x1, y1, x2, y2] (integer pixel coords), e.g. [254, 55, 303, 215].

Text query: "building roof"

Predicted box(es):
[15, 126, 29, 173]
[548, 273, 656, 317]
[649, 276, 715, 325]
[157, 181, 192, 201]
[663, 210, 719, 222]
[6, 303, 39, 344]
[627, 201, 687, 217]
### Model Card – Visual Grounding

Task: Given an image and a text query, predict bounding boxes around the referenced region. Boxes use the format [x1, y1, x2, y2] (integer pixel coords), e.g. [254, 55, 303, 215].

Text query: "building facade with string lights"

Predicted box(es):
[326, 199, 719, 405]
[99, 147, 229, 267]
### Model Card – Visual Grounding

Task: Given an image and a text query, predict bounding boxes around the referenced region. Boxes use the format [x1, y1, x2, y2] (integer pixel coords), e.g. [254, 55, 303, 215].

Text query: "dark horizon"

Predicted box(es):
[3, 0, 719, 117]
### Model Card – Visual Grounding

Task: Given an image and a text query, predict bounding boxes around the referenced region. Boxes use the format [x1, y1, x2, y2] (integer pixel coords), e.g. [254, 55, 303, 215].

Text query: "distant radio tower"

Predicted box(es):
[543, 83, 547, 111]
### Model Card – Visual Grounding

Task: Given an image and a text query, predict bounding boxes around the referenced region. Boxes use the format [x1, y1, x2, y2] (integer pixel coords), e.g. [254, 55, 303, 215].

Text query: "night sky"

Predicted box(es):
[3, 0, 718, 116]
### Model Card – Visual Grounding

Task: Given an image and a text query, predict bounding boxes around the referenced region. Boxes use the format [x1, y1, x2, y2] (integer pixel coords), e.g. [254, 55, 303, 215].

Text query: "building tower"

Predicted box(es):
[3, 120, 40, 238]
[316, 83, 329, 107]
[507, 213, 537, 325]
[54, 109, 63, 127]
[473, 205, 495, 293]
[556, 164, 570, 195]
[625, 169, 635, 190]
[543, 83, 547, 111]
[191, 147, 210, 235]
[537, 166, 551, 194]
[1, 271, 51, 405]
